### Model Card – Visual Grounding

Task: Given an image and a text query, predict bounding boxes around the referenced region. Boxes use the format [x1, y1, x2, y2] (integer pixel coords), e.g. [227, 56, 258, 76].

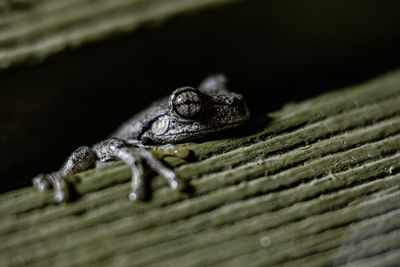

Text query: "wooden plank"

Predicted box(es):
[1, 69, 400, 266]
[0, 0, 241, 69]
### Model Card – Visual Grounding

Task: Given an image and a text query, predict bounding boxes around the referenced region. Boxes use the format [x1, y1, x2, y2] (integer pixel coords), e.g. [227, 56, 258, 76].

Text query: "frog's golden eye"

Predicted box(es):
[170, 87, 202, 119]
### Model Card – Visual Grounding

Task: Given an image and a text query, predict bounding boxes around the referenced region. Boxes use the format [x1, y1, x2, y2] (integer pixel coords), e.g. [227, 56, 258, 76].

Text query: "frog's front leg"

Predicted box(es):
[32, 146, 97, 202]
[33, 138, 184, 203]
[93, 138, 185, 201]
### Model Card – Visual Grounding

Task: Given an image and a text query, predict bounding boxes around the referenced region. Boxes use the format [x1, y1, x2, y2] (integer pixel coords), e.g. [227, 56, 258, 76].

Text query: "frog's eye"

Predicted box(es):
[170, 87, 202, 119]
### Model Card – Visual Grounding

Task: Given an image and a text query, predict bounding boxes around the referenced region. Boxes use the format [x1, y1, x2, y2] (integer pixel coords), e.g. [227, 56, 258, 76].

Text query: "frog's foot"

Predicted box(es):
[32, 172, 71, 203]
[94, 138, 186, 201]
[32, 146, 97, 203]
[118, 146, 185, 201]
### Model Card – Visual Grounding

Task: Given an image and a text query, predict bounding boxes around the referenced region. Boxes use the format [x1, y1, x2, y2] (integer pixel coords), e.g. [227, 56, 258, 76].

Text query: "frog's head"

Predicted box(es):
[142, 86, 250, 144]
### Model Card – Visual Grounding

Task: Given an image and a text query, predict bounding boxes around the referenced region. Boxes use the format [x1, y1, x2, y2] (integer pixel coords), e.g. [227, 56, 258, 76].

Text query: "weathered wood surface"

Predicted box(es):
[0, 0, 240, 69]
[2, 70, 400, 266]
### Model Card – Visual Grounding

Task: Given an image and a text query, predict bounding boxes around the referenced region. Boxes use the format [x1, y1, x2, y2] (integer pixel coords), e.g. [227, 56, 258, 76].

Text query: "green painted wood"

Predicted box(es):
[0, 0, 241, 69]
[1, 70, 400, 266]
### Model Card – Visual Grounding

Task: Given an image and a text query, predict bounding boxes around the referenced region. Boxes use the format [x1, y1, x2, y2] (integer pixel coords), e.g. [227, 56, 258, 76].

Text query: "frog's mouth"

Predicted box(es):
[141, 100, 250, 145]
[148, 119, 249, 145]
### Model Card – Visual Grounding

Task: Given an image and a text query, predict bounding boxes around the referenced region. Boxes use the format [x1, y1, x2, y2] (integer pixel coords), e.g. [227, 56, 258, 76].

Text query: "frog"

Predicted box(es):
[32, 75, 250, 203]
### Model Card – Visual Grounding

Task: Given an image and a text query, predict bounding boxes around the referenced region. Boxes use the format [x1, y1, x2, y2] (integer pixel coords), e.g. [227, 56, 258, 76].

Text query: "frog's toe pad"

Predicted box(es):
[32, 174, 51, 192]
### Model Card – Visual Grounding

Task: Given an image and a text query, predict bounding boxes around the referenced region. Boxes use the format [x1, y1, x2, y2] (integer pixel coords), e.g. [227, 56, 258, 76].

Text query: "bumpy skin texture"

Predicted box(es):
[113, 77, 249, 144]
[32, 75, 250, 202]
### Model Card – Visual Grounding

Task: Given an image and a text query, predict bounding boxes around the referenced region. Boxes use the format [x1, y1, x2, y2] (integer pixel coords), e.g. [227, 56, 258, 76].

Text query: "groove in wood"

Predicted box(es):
[1, 70, 400, 266]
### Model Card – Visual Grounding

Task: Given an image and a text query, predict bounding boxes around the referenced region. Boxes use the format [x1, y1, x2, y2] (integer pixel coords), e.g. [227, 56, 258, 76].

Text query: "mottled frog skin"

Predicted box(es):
[32, 75, 250, 202]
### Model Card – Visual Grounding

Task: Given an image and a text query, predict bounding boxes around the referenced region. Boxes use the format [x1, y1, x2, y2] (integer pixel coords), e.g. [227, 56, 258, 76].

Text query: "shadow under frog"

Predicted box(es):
[32, 75, 251, 203]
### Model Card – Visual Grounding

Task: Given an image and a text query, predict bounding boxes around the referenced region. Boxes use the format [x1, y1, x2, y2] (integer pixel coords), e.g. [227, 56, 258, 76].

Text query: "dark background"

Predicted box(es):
[1, 0, 400, 193]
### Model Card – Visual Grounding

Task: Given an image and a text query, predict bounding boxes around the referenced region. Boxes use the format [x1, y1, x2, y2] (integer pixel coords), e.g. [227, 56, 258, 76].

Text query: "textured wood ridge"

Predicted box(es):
[0, 0, 239, 69]
[2, 70, 400, 266]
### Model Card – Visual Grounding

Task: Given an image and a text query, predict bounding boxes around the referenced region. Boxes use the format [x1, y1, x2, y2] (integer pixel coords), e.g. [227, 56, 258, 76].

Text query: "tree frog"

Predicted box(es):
[32, 75, 250, 203]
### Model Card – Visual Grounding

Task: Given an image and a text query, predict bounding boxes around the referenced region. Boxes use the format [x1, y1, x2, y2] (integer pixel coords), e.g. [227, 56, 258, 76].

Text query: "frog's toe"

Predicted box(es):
[32, 172, 72, 203]
[54, 184, 71, 203]
[32, 174, 51, 192]
[128, 186, 148, 201]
